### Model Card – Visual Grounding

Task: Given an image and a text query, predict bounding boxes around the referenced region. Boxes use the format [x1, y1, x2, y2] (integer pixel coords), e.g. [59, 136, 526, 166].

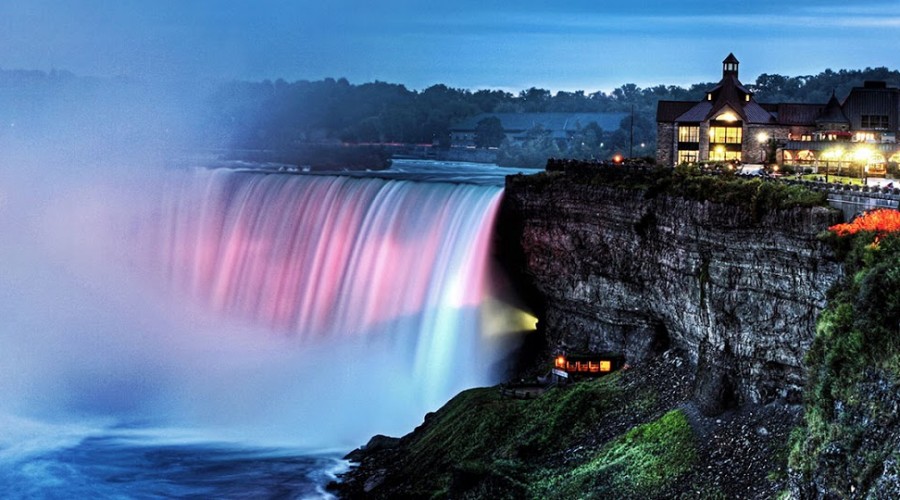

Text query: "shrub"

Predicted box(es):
[790, 218, 900, 489]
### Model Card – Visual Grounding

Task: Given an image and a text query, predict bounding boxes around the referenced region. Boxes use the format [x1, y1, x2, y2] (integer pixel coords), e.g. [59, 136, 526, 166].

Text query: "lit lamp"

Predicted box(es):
[555, 355, 566, 369]
[756, 132, 770, 163]
[714, 145, 725, 162]
[854, 147, 872, 185]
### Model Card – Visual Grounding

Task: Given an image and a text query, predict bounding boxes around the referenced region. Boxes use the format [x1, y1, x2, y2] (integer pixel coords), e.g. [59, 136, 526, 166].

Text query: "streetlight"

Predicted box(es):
[854, 146, 873, 185]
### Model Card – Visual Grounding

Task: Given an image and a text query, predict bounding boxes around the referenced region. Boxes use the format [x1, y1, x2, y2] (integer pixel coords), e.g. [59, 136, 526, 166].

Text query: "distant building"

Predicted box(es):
[449, 112, 628, 148]
[656, 54, 900, 175]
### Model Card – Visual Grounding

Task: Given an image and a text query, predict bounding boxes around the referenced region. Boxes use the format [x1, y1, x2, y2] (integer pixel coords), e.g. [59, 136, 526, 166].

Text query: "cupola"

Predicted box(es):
[723, 53, 739, 78]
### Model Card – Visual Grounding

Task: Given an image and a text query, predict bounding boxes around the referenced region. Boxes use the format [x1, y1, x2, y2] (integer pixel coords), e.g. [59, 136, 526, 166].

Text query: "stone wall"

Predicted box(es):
[656, 122, 675, 166]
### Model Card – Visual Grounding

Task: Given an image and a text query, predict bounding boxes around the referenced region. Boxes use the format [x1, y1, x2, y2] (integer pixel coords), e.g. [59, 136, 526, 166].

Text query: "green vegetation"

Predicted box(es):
[790, 228, 900, 493]
[532, 410, 696, 498]
[376, 374, 692, 498]
[511, 164, 829, 218]
[473, 116, 505, 148]
[201, 66, 900, 157]
[800, 174, 866, 185]
[495, 125, 563, 168]
[6, 66, 900, 166]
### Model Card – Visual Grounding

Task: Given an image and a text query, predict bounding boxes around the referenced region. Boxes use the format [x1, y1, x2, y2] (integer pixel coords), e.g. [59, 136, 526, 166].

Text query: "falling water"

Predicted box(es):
[144, 168, 510, 409]
[0, 162, 529, 497]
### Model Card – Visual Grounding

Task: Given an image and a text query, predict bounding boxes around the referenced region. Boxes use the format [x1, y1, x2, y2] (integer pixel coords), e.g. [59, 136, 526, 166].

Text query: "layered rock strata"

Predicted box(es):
[499, 173, 843, 413]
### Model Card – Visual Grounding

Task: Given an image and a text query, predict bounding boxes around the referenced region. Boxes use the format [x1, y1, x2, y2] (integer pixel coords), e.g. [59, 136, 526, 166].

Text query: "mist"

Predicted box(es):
[0, 86, 523, 455]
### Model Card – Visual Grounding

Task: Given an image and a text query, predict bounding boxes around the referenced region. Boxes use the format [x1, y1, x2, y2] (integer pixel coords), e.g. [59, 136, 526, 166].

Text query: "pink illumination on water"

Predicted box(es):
[136, 169, 510, 407]
[0, 163, 528, 449]
[151, 171, 501, 336]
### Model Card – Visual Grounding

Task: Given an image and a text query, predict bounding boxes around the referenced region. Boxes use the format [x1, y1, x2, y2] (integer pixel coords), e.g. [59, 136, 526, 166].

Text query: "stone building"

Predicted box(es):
[657, 54, 900, 175]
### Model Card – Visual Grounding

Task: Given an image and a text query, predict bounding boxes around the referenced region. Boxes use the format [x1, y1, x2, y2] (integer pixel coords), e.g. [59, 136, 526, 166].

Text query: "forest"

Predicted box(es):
[2, 66, 900, 167]
[207, 66, 900, 166]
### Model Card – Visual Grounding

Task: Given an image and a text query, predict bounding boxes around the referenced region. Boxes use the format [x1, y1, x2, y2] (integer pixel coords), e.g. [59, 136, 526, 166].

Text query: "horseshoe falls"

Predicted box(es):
[0, 162, 528, 498]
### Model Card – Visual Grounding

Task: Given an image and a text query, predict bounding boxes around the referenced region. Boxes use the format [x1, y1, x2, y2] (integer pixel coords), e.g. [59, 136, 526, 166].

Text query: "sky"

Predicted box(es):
[2, 0, 900, 93]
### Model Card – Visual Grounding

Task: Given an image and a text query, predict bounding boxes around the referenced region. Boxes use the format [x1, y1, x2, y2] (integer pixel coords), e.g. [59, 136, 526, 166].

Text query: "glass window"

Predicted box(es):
[677, 150, 698, 164]
[678, 126, 700, 142]
[861, 115, 889, 130]
[709, 126, 742, 144]
[709, 149, 742, 162]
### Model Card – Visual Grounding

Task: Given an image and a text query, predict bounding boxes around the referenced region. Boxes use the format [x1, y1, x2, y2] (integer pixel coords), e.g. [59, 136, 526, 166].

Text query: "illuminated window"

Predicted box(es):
[709, 150, 742, 162]
[599, 360, 612, 372]
[678, 126, 699, 142]
[677, 150, 698, 164]
[716, 111, 739, 122]
[709, 126, 742, 144]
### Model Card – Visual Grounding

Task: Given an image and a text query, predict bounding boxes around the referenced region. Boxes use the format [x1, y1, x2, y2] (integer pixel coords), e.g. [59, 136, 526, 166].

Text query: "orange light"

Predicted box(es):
[829, 209, 900, 237]
[555, 355, 566, 368]
[613, 154, 623, 164]
[599, 360, 612, 372]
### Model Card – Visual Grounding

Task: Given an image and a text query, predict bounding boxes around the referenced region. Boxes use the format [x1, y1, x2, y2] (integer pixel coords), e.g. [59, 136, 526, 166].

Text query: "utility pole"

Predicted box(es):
[629, 104, 634, 158]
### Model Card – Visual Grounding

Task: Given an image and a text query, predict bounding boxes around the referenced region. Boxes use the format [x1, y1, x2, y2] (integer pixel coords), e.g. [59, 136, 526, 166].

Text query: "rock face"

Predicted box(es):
[499, 174, 843, 414]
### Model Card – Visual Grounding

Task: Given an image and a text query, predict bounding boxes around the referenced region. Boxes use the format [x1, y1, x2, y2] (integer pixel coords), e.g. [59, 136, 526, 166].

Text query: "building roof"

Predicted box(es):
[451, 112, 629, 137]
[704, 74, 775, 124]
[816, 92, 850, 125]
[772, 103, 824, 125]
[675, 101, 712, 122]
[723, 53, 739, 65]
[657, 101, 697, 122]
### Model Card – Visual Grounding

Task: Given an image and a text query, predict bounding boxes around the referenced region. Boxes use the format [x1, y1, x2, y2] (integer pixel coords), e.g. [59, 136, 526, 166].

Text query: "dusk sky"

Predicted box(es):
[2, 0, 900, 92]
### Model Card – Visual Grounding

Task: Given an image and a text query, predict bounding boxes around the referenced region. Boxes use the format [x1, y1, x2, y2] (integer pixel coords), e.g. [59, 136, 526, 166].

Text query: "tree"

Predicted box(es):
[474, 116, 505, 148]
[496, 124, 561, 168]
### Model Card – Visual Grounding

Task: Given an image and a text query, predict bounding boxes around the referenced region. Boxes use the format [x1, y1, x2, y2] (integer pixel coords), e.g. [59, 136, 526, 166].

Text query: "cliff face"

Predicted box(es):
[500, 173, 843, 413]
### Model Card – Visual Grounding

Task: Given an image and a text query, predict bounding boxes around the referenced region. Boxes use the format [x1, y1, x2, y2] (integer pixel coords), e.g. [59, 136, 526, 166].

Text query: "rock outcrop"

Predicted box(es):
[499, 172, 843, 414]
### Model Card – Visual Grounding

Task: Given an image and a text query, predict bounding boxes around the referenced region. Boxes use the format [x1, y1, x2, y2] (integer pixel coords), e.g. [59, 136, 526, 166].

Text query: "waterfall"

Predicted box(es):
[136, 168, 514, 442]
[0, 165, 523, 449]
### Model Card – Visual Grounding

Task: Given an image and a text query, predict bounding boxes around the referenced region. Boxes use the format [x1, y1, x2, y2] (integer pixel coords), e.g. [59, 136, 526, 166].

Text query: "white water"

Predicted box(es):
[0, 159, 537, 496]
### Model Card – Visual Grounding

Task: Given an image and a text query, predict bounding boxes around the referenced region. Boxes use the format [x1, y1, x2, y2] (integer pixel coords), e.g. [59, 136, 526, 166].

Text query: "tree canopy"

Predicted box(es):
[3, 65, 899, 162]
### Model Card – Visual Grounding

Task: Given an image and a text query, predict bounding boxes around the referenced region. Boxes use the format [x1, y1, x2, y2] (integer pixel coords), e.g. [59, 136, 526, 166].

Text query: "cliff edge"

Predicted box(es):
[333, 166, 900, 498]
[499, 168, 842, 414]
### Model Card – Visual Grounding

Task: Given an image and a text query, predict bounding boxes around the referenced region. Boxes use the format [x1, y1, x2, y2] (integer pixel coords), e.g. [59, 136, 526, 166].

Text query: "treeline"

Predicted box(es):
[206, 78, 698, 152]
[208, 66, 900, 159]
[3, 65, 900, 163]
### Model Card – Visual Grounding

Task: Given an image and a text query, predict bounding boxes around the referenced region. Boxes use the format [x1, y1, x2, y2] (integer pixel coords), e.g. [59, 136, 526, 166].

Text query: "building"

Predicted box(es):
[450, 112, 627, 148]
[782, 81, 900, 176]
[656, 54, 900, 176]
